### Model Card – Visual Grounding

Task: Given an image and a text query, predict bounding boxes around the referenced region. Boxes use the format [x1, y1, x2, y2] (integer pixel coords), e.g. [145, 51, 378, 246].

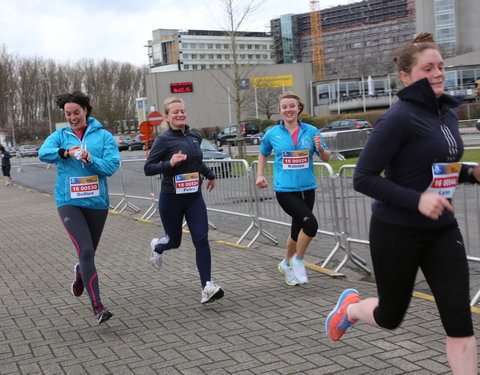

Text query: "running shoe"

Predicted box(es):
[201, 281, 224, 304]
[71, 263, 84, 297]
[277, 259, 299, 286]
[325, 289, 360, 341]
[93, 303, 113, 324]
[150, 238, 165, 269]
[290, 256, 308, 284]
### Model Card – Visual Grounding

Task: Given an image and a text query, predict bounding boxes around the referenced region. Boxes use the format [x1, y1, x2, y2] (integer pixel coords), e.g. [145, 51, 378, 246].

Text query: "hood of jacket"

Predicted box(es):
[397, 77, 463, 115]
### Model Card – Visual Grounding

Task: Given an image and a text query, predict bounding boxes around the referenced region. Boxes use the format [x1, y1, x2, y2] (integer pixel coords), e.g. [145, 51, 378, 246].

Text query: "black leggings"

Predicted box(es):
[58, 205, 108, 307]
[370, 216, 474, 337]
[275, 190, 318, 240]
[2, 165, 11, 177]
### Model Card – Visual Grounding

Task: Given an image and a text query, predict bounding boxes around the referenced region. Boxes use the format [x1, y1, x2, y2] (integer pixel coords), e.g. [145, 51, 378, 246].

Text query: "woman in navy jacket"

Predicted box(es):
[325, 33, 479, 374]
[144, 97, 224, 305]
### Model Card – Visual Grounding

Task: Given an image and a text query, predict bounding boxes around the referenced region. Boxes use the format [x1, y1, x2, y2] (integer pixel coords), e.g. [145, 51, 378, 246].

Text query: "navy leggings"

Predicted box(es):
[370, 216, 474, 337]
[275, 189, 318, 240]
[58, 205, 108, 307]
[154, 191, 212, 287]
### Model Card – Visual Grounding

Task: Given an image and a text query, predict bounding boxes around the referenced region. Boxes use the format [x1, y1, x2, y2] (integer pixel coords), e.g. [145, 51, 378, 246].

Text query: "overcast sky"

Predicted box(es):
[1, 0, 352, 67]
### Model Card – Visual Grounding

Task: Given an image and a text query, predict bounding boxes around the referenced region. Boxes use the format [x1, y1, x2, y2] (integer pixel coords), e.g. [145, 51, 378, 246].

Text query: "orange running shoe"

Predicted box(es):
[325, 289, 360, 341]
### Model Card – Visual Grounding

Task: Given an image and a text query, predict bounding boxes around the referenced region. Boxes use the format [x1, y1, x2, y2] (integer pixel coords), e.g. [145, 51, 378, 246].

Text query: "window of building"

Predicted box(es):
[191, 54, 197, 59]
[247, 44, 252, 49]
[216, 44, 221, 49]
[190, 43, 196, 48]
[225, 54, 230, 59]
[208, 54, 213, 59]
[239, 44, 245, 49]
[192, 64, 198, 70]
[207, 44, 213, 49]
[224, 44, 229, 49]
[184, 64, 189, 70]
[201, 64, 207, 69]
[217, 54, 222, 59]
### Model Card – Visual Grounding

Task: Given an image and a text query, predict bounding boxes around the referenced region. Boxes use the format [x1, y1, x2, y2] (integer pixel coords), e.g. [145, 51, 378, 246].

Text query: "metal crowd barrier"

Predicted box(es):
[321, 129, 371, 160]
[106, 158, 480, 306]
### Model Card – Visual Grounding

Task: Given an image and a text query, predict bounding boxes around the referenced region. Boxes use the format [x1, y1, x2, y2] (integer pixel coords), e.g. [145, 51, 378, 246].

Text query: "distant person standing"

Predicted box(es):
[325, 33, 478, 374]
[256, 91, 330, 286]
[0, 145, 13, 186]
[39, 91, 120, 324]
[144, 97, 224, 305]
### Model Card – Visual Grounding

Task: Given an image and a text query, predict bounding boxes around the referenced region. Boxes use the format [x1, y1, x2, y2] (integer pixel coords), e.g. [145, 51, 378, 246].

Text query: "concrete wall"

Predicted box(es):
[145, 63, 313, 129]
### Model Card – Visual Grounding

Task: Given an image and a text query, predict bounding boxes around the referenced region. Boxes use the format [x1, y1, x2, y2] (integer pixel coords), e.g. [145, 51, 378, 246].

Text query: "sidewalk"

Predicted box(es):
[1, 183, 479, 374]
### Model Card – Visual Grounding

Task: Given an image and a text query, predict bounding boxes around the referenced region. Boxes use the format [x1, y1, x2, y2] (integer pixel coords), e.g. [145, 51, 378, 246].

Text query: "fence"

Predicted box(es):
[11, 156, 480, 306]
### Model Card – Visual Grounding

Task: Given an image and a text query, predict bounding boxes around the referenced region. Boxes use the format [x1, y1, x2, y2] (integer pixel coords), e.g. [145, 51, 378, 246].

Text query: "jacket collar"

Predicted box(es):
[397, 78, 462, 114]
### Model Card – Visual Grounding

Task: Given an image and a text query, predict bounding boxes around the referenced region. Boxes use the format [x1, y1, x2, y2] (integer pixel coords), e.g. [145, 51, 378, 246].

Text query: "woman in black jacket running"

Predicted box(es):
[144, 97, 224, 305]
[325, 33, 479, 374]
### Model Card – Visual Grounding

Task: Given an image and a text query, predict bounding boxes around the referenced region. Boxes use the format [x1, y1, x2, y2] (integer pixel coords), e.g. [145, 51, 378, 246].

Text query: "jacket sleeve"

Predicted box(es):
[353, 113, 422, 211]
[144, 136, 174, 176]
[39, 130, 63, 164]
[87, 131, 120, 177]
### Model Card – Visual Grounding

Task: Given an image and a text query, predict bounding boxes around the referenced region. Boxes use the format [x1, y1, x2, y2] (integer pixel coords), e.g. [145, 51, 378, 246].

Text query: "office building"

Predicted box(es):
[147, 29, 275, 73]
[271, 0, 416, 78]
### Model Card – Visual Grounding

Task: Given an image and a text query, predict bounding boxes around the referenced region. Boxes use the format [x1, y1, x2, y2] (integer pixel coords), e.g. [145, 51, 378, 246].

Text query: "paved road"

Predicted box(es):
[1, 182, 480, 374]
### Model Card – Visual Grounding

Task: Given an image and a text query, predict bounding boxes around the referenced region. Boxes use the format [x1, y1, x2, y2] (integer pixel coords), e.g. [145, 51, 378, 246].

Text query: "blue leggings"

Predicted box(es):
[154, 191, 211, 287]
[57, 205, 108, 307]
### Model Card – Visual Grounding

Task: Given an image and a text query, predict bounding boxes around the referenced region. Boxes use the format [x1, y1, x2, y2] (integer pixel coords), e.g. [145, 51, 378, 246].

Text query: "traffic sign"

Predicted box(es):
[139, 121, 153, 135]
[139, 135, 155, 141]
[148, 111, 163, 126]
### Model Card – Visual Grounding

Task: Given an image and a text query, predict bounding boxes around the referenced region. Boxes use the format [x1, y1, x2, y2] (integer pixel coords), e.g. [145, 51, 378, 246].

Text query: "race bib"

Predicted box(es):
[175, 172, 200, 194]
[70, 175, 100, 199]
[425, 163, 461, 198]
[282, 150, 309, 170]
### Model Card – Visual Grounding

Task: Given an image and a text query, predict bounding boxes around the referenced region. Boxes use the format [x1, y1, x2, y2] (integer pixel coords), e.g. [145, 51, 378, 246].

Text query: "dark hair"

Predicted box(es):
[279, 91, 305, 115]
[393, 32, 442, 73]
[0, 145, 5, 153]
[55, 91, 93, 117]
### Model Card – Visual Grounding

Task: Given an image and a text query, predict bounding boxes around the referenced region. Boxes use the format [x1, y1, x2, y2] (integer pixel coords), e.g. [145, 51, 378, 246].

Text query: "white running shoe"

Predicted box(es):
[290, 256, 308, 284]
[150, 236, 168, 269]
[277, 259, 299, 286]
[201, 281, 224, 304]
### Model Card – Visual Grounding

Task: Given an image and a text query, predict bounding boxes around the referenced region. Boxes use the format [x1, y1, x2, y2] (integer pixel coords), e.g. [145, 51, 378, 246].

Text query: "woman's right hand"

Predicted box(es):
[418, 192, 454, 220]
[170, 150, 187, 167]
[256, 175, 268, 189]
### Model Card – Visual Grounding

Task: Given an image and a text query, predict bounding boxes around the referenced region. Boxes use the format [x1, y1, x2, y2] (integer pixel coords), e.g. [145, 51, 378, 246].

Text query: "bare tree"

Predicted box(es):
[242, 86, 281, 119]
[208, 0, 265, 158]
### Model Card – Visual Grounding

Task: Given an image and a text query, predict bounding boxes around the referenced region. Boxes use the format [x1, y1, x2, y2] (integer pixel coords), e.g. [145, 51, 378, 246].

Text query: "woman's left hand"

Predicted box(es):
[206, 179, 216, 192]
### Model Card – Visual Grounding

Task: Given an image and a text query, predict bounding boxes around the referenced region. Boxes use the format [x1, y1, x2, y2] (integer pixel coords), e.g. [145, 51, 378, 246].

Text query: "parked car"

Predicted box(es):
[17, 145, 39, 157]
[201, 139, 232, 178]
[128, 134, 154, 151]
[216, 122, 260, 146]
[476, 119, 480, 131]
[320, 119, 372, 133]
[6, 146, 17, 157]
[251, 124, 277, 142]
[113, 135, 132, 151]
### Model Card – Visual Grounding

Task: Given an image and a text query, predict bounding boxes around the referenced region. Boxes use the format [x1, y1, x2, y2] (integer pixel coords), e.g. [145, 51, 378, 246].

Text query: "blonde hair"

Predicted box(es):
[163, 97, 185, 115]
[393, 32, 442, 73]
[163, 97, 185, 128]
[279, 91, 305, 115]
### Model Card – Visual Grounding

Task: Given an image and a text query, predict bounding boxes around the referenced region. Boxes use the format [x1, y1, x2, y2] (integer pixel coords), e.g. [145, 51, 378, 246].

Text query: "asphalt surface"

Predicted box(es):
[1, 177, 480, 374]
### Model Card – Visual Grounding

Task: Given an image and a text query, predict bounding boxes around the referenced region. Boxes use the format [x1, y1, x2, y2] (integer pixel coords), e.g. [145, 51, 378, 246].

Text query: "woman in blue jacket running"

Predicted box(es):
[256, 91, 330, 286]
[144, 97, 224, 305]
[39, 91, 120, 324]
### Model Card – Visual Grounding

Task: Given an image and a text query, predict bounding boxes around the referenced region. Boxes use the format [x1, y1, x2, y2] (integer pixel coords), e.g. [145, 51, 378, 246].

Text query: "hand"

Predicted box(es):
[418, 192, 454, 220]
[314, 134, 322, 151]
[256, 176, 268, 189]
[170, 151, 187, 167]
[472, 165, 480, 182]
[206, 179, 216, 192]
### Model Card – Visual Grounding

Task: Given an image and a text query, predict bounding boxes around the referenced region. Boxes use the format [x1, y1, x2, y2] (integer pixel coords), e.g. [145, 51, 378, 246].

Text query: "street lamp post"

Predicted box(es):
[41, 78, 53, 134]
